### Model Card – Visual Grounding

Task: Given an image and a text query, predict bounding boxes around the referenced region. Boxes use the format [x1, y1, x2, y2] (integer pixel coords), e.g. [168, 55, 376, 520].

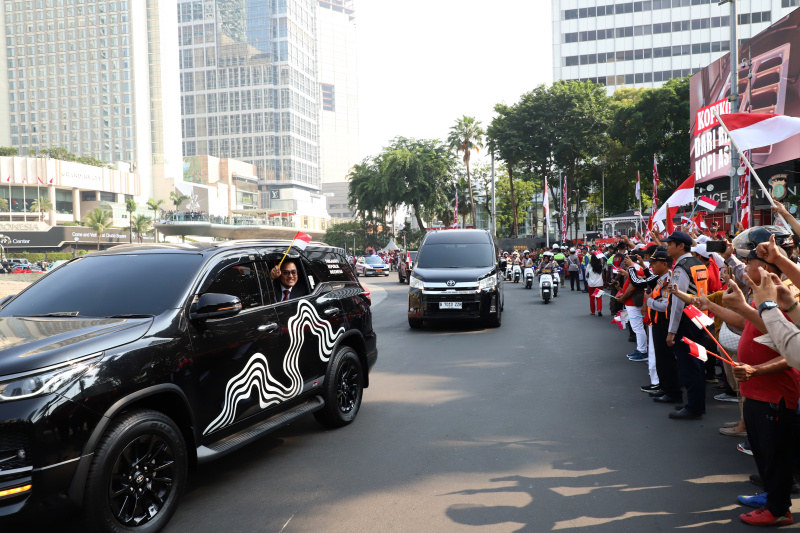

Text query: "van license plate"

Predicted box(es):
[439, 302, 462, 309]
[375, 270, 383, 273]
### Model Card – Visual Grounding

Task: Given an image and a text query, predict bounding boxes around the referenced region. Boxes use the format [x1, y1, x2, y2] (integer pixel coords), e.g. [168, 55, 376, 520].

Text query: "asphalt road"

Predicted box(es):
[8, 273, 794, 531]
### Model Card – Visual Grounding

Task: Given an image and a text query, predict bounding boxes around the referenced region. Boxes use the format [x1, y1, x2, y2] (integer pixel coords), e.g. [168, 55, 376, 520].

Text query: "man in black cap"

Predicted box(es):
[663, 231, 710, 420]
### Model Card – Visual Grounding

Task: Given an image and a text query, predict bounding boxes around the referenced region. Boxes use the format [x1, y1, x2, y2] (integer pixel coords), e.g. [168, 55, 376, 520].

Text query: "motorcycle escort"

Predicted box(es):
[552, 267, 561, 297]
[539, 266, 554, 303]
[524, 264, 534, 289]
[512, 262, 522, 283]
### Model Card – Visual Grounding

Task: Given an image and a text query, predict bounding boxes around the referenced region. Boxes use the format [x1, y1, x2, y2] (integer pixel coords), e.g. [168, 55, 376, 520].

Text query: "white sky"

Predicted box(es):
[355, 1, 554, 162]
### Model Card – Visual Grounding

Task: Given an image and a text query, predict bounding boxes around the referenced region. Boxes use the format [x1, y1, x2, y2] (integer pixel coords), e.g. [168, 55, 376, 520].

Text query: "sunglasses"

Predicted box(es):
[281, 270, 298, 276]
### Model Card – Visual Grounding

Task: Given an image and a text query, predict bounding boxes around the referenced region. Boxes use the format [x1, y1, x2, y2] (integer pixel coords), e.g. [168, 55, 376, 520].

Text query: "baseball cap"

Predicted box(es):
[662, 231, 693, 249]
[690, 243, 710, 258]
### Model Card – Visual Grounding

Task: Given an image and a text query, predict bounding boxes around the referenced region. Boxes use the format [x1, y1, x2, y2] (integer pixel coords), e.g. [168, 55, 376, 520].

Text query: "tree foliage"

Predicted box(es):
[0, 147, 18, 156]
[36, 146, 114, 168]
[447, 116, 484, 226]
[83, 207, 112, 250]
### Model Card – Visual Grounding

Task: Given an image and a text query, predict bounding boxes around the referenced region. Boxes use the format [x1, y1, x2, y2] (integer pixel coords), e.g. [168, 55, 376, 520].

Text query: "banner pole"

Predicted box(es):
[712, 109, 789, 227]
[277, 242, 293, 269]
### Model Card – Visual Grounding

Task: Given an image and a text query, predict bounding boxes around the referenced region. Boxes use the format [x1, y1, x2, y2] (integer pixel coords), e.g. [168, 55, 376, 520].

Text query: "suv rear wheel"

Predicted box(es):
[314, 346, 364, 428]
[83, 409, 188, 533]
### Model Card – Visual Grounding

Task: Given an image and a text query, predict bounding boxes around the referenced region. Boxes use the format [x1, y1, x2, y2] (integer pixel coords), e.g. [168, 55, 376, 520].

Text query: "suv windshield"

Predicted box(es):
[416, 244, 494, 269]
[0, 254, 204, 318]
[364, 256, 384, 265]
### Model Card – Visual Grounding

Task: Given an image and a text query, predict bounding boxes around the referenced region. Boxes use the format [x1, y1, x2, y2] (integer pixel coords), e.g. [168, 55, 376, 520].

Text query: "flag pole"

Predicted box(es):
[277, 241, 294, 269]
[712, 109, 789, 227]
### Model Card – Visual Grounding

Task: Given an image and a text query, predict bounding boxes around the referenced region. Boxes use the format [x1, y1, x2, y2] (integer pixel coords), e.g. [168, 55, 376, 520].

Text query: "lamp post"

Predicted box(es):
[0, 234, 6, 261]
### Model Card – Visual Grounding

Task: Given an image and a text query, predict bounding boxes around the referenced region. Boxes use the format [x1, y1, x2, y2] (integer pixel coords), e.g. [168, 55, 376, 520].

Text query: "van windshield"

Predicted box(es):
[416, 244, 494, 269]
[0, 254, 204, 317]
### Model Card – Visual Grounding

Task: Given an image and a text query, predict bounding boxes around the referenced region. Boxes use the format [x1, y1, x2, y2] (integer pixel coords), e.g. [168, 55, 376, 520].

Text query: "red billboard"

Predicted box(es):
[690, 7, 800, 184]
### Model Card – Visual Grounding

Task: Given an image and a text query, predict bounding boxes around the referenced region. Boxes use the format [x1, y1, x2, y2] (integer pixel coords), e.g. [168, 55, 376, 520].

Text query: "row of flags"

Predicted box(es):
[5, 176, 54, 184]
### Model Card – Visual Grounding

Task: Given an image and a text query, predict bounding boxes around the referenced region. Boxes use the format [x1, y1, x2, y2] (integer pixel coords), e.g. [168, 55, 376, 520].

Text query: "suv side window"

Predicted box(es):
[305, 249, 356, 282]
[205, 262, 263, 310]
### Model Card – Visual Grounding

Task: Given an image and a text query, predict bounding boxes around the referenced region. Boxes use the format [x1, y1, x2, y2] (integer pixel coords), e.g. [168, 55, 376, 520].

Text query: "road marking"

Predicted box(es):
[278, 514, 295, 533]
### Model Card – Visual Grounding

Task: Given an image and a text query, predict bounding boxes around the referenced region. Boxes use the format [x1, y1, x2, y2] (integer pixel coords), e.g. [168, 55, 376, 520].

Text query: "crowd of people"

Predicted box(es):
[526, 200, 800, 527]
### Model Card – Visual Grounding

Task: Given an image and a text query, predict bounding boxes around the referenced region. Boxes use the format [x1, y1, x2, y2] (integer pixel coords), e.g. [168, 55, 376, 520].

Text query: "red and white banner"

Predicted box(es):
[635, 171, 641, 200]
[697, 196, 719, 212]
[561, 173, 568, 243]
[652, 155, 659, 214]
[543, 176, 550, 231]
[291, 231, 312, 251]
[454, 189, 458, 226]
[719, 113, 800, 150]
[681, 337, 708, 362]
[739, 150, 750, 230]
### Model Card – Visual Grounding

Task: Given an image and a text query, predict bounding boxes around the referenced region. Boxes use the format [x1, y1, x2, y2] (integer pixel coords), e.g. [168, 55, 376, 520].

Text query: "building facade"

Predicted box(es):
[178, 0, 322, 192]
[552, 0, 798, 92]
[0, 0, 182, 198]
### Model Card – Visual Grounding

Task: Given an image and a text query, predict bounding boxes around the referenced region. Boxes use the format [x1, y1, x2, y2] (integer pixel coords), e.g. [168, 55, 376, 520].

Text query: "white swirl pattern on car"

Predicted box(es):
[203, 299, 345, 435]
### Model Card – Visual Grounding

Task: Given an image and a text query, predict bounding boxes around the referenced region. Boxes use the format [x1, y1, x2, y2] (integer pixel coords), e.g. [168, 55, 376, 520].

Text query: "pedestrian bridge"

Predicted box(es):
[155, 220, 325, 241]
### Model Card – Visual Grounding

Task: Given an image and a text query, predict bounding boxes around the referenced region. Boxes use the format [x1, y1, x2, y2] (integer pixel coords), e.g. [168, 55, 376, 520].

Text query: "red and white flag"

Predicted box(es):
[48, 177, 53, 184]
[681, 337, 708, 362]
[739, 150, 750, 229]
[684, 304, 714, 329]
[543, 177, 551, 230]
[652, 174, 695, 224]
[5, 176, 9, 182]
[561, 174, 568, 243]
[697, 196, 719, 212]
[21, 177, 26, 184]
[718, 113, 800, 150]
[37, 176, 43, 184]
[635, 171, 641, 200]
[291, 231, 312, 251]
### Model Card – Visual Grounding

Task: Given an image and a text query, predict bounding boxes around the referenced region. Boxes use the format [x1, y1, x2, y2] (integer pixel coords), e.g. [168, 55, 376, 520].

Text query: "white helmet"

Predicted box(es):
[569, 247, 575, 253]
[552, 244, 560, 250]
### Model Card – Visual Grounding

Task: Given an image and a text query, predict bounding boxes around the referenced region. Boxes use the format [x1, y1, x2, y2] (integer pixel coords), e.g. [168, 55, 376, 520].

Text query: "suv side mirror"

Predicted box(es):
[190, 293, 242, 321]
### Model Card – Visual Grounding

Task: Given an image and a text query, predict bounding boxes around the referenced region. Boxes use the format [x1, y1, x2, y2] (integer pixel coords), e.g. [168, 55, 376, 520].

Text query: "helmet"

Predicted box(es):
[552, 244, 560, 250]
[543, 251, 553, 257]
[732, 225, 793, 260]
[569, 247, 575, 253]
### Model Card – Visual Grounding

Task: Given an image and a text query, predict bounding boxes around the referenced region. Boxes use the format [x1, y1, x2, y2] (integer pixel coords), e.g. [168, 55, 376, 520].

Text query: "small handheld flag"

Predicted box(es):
[697, 196, 719, 212]
[684, 305, 714, 328]
[681, 337, 707, 362]
[277, 231, 312, 268]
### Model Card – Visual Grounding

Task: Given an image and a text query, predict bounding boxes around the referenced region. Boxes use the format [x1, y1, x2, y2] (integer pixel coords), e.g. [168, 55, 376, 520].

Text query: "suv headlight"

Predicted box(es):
[409, 275, 424, 289]
[0, 353, 103, 402]
[478, 275, 498, 291]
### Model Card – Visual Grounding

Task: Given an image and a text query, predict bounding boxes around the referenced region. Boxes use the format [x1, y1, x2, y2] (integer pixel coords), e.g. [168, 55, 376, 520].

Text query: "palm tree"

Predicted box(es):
[447, 116, 484, 228]
[132, 214, 152, 243]
[83, 207, 112, 250]
[125, 198, 137, 243]
[30, 196, 54, 223]
[146, 198, 165, 242]
[169, 191, 190, 211]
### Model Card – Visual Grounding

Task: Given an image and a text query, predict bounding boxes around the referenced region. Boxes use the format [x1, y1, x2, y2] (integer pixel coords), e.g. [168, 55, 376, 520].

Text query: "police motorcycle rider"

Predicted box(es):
[523, 250, 535, 289]
[552, 244, 566, 289]
[500, 251, 512, 280]
[511, 251, 522, 283]
[538, 251, 558, 301]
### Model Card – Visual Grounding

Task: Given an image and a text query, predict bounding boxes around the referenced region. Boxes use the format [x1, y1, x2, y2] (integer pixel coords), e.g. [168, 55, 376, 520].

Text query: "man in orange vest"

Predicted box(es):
[663, 231, 710, 420]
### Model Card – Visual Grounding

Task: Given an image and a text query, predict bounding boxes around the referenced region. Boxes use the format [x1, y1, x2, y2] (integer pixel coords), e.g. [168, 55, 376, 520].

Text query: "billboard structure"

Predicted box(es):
[690, 7, 800, 184]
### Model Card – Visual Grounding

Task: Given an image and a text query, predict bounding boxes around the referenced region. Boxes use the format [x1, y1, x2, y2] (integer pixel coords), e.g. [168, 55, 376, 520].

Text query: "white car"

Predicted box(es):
[356, 255, 390, 276]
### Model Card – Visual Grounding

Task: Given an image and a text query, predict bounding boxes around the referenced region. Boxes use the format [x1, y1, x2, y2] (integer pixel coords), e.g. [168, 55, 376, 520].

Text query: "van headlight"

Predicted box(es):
[478, 275, 497, 291]
[0, 353, 103, 402]
[409, 275, 424, 289]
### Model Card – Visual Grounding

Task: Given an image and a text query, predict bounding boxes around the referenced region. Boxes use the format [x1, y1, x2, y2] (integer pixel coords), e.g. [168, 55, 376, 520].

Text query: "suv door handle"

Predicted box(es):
[257, 322, 279, 333]
[323, 307, 340, 316]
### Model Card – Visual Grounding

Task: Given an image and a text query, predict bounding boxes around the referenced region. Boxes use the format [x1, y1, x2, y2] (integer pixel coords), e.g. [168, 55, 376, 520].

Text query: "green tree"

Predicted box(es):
[0, 147, 18, 156]
[125, 198, 137, 242]
[83, 207, 112, 250]
[323, 221, 369, 253]
[29, 196, 53, 222]
[447, 116, 484, 226]
[132, 214, 152, 244]
[488, 105, 524, 237]
[0, 197, 7, 212]
[146, 198, 165, 242]
[170, 191, 190, 211]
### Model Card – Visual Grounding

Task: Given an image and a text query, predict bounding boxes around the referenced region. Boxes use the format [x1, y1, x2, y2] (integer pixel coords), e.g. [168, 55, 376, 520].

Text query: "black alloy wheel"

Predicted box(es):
[83, 410, 187, 533]
[314, 346, 364, 427]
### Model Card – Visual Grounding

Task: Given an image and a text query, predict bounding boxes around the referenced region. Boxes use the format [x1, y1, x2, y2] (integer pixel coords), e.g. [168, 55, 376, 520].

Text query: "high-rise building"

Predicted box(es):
[179, 0, 322, 195]
[0, 0, 182, 197]
[317, 0, 360, 223]
[552, 0, 798, 92]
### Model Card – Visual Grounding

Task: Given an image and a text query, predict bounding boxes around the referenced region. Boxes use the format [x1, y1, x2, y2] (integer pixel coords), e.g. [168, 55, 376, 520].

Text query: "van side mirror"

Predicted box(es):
[190, 293, 242, 321]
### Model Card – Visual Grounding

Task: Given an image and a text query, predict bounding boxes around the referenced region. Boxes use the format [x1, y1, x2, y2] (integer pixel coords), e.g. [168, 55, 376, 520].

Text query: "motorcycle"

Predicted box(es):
[552, 267, 561, 297]
[505, 262, 513, 281]
[539, 269, 554, 304]
[512, 263, 521, 283]
[524, 265, 534, 289]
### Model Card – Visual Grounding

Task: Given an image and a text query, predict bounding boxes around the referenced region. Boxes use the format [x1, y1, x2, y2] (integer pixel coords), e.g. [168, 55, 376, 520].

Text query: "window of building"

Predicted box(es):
[100, 192, 115, 202]
[321, 83, 334, 111]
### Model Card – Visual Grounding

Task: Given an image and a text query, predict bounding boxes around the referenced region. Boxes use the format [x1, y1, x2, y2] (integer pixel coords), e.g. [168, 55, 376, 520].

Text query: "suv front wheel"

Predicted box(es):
[83, 409, 188, 533]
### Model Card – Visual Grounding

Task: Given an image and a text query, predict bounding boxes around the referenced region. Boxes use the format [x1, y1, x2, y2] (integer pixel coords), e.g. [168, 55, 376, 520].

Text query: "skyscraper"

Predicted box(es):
[0, 0, 182, 196]
[317, 0, 360, 222]
[552, 0, 798, 92]
[179, 0, 322, 193]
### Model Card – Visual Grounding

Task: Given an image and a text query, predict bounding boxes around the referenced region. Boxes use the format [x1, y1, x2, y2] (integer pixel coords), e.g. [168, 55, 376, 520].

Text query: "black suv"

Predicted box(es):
[407, 230, 503, 328]
[0, 240, 377, 532]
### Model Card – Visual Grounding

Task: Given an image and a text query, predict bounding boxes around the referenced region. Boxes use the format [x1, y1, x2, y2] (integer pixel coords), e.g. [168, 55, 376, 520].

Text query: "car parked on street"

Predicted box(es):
[355, 255, 389, 277]
[0, 240, 378, 532]
[397, 251, 417, 284]
[407, 230, 503, 328]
